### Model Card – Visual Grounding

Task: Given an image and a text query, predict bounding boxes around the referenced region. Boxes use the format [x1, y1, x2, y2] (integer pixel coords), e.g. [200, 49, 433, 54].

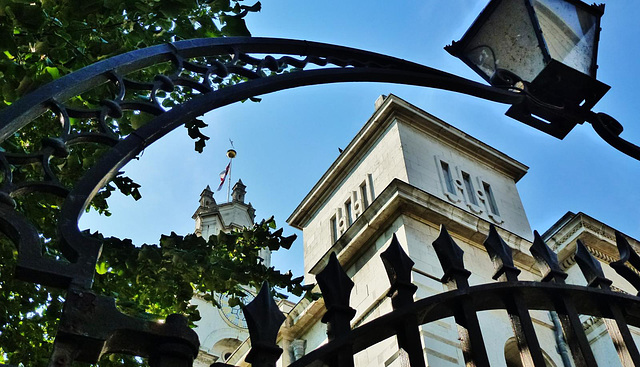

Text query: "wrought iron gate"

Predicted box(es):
[1, 37, 640, 366]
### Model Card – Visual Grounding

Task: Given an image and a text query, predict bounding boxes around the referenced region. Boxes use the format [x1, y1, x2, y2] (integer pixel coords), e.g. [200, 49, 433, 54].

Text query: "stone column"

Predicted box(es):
[291, 339, 307, 361]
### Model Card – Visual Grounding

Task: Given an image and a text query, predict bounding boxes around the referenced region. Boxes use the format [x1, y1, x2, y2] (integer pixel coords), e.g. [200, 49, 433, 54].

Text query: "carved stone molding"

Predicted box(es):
[552, 220, 583, 251]
[582, 316, 602, 332]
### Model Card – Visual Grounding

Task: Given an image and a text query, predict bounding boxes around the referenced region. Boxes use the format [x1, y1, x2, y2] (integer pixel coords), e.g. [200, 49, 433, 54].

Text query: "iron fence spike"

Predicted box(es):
[614, 231, 640, 271]
[575, 239, 612, 288]
[380, 233, 415, 287]
[530, 230, 567, 282]
[243, 281, 286, 366]
[316, 252, 356, 342]
[610, 232, 640, 295]
[483, 224, 520, 281]
[316, 252, 354, 312]
[243, 281, 286, 344]
[432, 224, 471, 284]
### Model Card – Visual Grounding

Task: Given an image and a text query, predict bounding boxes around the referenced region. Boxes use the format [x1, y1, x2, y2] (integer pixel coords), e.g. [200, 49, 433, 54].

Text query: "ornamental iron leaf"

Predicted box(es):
[610, 231, 640, 295]
[575, 239, 612, 288]
[529, 230, 567, 283]
[316, 252, 354, 313]
[482, 225, 520, 281]
[243, 281, 286, 348]
[380, 234, 415, 287]
[432, 224, 471, 285]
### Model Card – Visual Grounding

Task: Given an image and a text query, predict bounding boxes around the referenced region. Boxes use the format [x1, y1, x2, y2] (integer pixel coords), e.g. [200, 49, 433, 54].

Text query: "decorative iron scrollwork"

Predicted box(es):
[0, 37, 524, 297]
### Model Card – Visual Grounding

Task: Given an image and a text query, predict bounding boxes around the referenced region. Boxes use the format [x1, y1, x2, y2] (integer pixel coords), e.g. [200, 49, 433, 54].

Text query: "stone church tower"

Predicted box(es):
[192, 180, 256, 240]
[190, 179, 268, 366]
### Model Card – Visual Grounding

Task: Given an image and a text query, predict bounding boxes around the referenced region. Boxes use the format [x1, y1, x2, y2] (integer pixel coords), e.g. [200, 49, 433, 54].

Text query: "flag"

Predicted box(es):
[217, 161, 231, 191]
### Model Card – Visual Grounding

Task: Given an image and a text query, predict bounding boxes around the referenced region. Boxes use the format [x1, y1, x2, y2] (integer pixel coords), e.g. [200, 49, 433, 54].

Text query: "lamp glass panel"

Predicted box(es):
[532, 0, 597, 76]
[461, 0, 546, 83]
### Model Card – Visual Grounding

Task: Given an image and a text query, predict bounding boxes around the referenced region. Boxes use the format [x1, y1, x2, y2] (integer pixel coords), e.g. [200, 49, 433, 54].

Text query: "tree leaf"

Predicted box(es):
[220, 14, 251, 36]
[45, 67, 60, 80]
[96, 261, 109, 275]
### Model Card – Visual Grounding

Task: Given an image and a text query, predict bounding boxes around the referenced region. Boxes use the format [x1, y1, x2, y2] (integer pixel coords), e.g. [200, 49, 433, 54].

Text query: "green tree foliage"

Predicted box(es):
[0, 0, 260, 107]
[94, 219, 304, 319]
[0, 1, 309, 365]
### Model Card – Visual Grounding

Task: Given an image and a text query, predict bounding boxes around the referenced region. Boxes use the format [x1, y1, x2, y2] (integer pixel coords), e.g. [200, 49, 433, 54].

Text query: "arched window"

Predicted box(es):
[211, 338, 242, 363]
[504, 338, 557, 367]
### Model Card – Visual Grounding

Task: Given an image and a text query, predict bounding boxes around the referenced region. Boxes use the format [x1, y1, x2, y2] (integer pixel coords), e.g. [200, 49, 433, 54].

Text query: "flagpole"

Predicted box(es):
[226, 147, 236, 202]
[227, 157, 232, 202]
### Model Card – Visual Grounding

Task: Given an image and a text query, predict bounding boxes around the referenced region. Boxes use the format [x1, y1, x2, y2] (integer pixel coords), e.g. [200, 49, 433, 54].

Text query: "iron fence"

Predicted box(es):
[274, 227, 640, 367]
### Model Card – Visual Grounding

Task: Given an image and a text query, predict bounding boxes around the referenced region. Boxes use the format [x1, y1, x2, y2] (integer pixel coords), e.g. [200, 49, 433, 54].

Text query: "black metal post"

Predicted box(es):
[530, 231, 598, 367]
[381, 234, 427, 367]
[483, 226, 546, 367]
[433, 225, 491, 367]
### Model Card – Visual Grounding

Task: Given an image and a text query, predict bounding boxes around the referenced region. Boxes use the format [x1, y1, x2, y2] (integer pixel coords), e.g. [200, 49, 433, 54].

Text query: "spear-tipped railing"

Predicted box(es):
[285, 227, 640, 367]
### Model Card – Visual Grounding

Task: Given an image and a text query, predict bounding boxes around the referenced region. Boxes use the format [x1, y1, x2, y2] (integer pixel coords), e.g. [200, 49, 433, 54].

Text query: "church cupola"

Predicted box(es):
[231, 179, 246, 203]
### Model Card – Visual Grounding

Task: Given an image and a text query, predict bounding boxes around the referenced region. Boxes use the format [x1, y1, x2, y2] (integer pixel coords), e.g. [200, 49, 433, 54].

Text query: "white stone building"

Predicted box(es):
[202, 95, 640, 367]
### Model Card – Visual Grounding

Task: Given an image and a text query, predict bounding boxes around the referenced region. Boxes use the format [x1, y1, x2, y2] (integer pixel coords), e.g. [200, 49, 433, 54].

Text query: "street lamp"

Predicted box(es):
[446, 0, 610, 139]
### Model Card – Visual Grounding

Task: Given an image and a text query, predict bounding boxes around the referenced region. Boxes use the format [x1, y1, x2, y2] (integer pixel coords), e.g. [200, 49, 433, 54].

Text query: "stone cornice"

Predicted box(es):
[287, 94, 528, 230]
[308, 178, 536, 276]
[542, 212, 640, 270]
[280, 295, 326, 339]
[390, 98, 528, 181]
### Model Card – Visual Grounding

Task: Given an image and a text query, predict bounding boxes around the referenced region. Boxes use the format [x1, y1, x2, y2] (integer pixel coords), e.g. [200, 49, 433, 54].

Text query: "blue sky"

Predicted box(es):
[80, 1, 640, 283]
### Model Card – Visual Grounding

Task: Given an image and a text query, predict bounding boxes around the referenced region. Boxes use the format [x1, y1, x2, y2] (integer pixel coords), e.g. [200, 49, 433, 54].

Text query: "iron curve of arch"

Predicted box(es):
[1, 37, 640, 365]
[0, 36, 528, 292]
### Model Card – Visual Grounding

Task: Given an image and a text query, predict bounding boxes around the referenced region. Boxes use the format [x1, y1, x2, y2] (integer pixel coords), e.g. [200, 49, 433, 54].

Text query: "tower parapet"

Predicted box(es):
[193, 179, 256, 241]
